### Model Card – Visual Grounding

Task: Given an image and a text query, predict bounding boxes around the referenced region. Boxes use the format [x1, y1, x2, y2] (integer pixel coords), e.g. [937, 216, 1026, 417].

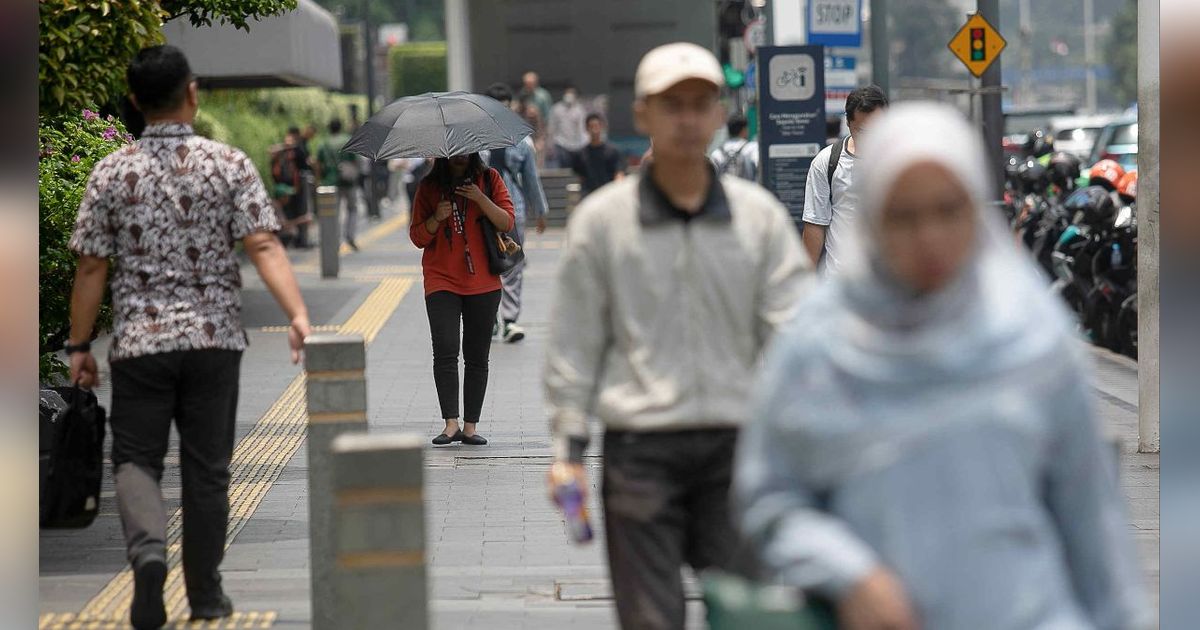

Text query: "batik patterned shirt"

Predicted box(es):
[69, 122, 280, 361]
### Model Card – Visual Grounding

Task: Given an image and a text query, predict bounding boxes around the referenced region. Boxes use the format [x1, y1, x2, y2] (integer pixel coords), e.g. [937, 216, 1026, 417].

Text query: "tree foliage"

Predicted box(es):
[162, 0, 297, 30]
[38, 0, 297, 117]
[39, 0, 168, 117]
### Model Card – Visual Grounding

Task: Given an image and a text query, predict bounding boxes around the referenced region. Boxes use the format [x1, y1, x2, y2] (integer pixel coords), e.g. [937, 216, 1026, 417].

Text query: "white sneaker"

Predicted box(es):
[502, 322, 526, 343]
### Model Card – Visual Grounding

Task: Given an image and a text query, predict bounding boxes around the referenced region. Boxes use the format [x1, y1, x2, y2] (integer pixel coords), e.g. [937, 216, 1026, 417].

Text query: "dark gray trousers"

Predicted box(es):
[602, 428, 751, 630]
[109, 349, 241, 606]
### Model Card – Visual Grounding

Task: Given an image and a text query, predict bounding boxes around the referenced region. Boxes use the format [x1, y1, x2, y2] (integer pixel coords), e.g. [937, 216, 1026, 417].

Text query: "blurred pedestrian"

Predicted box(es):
[316, 118, 362, 251]
[66, 45, 311, 629]
[801, 85, 889, 272]
[271, 127, 311, 248]
[409, 154, 515, 446]
[568, 113, 624, 196]
[519, 71, 552, 126]
[735, 103, 1151, 630]
[547, 84, 587, 167]
[520, 100, 547, 167]
[710, 112, 758, 181]
[544, 42, 811, 630]
[481, 83, 550, 343]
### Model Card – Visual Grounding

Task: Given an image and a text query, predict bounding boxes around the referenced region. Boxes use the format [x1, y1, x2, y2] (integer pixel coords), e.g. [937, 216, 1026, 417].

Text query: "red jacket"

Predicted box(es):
[409, 168, 516, 296]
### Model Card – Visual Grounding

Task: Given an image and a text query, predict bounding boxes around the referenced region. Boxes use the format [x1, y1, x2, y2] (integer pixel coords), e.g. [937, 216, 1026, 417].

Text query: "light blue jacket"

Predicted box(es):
[481, 137, 548, 220]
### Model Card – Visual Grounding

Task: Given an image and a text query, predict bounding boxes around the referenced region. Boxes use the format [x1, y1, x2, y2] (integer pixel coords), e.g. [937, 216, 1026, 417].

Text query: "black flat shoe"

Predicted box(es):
[432, 430, 464, 445]
[130, 555, 167, 629]
[460, 432, 488, 445]
[189, 593, 233, 621]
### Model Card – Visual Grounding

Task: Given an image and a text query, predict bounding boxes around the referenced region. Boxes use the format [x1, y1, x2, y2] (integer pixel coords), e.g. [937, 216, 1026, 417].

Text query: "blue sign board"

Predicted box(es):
[807, 0, 863, 48]
[756, 45, 827, 226]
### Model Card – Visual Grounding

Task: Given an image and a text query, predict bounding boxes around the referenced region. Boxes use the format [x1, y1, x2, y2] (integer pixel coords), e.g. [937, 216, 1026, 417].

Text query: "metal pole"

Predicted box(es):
[977, 0, 1004, 199]
[1136, 0, 1159, 454]
[316, 186, 340, 279]
[363, 1, 376, 116]
[1083, 0, 1097, 113]
[870, 0, 890, 95]
[1018, 0, 1032, 106]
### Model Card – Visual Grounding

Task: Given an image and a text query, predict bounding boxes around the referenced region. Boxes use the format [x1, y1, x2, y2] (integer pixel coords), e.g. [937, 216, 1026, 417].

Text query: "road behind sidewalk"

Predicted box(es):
[38, 202, 1157, 629]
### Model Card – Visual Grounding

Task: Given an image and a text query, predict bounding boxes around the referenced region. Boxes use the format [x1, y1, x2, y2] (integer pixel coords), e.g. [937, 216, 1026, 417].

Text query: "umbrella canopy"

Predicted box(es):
[341, 91, 533, 160]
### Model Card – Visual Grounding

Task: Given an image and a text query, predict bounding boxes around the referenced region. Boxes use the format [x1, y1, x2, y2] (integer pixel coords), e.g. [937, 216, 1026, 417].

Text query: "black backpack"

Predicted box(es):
[40, 386, 106, 528]
[825, 136, 847, 205]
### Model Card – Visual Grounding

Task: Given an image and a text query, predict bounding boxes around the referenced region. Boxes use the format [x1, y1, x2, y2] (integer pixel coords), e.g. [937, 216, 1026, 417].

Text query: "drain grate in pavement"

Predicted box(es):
[555, 578, 702, 602]
[39, 611, 277, 629]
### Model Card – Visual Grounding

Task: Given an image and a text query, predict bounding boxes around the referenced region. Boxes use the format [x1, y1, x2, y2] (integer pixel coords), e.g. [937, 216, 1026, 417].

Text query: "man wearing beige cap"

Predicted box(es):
[544, 42, 811, 628]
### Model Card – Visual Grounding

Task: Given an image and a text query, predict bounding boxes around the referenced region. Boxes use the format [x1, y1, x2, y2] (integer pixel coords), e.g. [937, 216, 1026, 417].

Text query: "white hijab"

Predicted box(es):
[825, 102, 1075, 381]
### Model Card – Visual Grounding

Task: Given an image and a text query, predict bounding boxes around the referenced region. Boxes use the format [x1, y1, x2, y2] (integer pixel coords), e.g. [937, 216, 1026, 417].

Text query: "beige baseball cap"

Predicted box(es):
[634, 42, 724, 98]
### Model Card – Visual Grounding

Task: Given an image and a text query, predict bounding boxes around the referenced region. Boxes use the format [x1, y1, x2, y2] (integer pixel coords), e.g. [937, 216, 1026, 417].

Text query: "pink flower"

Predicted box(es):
[102, 127, 118, 141]
[71, 155, 81, 163]
[82, 109, 99, 121]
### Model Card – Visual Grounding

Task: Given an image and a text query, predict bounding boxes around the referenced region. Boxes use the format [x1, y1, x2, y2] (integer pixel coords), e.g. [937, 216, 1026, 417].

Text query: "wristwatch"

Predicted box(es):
[64, 340, 91, 355]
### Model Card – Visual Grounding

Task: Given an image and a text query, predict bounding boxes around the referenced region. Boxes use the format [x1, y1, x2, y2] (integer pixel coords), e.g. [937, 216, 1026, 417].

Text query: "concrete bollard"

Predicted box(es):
[304, 334, 368, 630]
[316, 185, 340, 279]
[330, 432, 428, 629]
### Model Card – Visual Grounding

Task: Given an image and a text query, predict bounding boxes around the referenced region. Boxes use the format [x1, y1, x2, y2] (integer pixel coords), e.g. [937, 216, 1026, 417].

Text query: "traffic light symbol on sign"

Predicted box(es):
[971, 28, 985, 61]
[948, 13, 1006, 77]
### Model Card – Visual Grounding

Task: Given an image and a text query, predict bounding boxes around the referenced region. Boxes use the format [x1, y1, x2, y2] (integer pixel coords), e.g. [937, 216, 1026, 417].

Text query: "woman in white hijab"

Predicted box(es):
[734, 103, 1150, 630]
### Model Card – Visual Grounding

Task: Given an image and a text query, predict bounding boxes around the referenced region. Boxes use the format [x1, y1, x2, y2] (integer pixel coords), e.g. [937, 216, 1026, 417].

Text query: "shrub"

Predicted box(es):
[390, 42, 447, 98]
[200, 88, 367, 182]
[38, 110, 134, 382]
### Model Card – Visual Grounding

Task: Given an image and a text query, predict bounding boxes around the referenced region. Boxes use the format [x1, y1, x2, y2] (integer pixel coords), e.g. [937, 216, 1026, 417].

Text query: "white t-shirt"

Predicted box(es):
[802, 139, 858, 274]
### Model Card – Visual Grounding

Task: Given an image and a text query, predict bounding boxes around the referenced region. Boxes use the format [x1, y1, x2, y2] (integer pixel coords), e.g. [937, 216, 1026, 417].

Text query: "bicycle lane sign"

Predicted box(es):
[756, 45, 827, 229]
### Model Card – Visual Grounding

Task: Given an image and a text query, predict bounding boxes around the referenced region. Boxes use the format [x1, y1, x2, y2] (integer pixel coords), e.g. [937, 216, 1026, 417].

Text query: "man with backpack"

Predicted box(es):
[480, 83, 551, 344]
[801, 85, 889, 272]
[710, 112, 758, 181]
[317, 118, 362, 251]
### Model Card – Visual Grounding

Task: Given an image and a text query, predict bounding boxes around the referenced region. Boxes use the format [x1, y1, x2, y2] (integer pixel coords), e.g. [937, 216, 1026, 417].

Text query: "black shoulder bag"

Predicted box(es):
[478, 168, 525, 276]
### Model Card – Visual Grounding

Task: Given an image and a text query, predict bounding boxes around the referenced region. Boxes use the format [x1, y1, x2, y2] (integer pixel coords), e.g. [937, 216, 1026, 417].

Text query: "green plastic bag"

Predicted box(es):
[703, 571, 838, 630]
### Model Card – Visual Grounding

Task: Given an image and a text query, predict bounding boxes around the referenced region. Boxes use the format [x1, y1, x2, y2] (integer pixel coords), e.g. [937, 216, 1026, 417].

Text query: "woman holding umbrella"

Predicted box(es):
[343, 91, 531, 446]
[410, 153, 514, 445]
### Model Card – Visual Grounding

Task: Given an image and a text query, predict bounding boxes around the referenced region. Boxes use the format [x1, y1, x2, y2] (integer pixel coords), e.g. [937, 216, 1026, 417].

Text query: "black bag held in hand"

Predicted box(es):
[40, 386, 106, 529]
[478, 167, 525, 276]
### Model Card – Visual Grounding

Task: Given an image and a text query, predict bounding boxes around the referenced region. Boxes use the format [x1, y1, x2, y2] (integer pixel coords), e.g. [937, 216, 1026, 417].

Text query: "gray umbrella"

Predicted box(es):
[341, 91, 533, 160]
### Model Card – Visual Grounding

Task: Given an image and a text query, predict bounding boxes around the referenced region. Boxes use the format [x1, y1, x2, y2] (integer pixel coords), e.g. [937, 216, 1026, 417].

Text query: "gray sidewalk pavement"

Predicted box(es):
[39, 197, 1158, 629]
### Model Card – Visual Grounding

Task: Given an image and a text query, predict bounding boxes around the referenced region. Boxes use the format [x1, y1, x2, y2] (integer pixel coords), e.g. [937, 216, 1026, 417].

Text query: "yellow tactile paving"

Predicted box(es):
[39, 611, 278, 629]
[47, 275, 414, 627]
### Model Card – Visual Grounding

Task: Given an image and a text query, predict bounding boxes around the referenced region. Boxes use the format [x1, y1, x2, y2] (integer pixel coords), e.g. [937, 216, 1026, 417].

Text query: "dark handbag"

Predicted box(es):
[479, 168, 525, 276]
[39, 386, 106, 529]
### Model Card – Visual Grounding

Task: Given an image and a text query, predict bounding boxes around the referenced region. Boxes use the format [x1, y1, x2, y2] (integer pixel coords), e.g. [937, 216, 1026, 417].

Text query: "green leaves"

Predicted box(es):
[39, 0, 298, 116]
[39, 0, 167, 116]
[38, 112, 131, 381]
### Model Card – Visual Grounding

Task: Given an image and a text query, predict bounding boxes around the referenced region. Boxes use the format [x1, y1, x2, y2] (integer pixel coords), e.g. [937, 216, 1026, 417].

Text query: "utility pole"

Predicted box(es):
[1136, 0, 1159, 454]
[1018, 0, 1031, 106]
[977, 0, 1004, 198]
[870, 0, 889, 95]
[363, 0, 376, 116]
[1083, 0, 1097, 113]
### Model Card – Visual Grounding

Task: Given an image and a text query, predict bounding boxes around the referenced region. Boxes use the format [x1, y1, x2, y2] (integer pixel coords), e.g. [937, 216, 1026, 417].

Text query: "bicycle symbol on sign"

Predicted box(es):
[775, 66, 809, 89]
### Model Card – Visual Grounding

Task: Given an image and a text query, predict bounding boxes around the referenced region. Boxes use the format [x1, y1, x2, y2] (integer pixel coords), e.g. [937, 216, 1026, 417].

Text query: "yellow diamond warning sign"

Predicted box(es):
[948, 13, 1006, 78]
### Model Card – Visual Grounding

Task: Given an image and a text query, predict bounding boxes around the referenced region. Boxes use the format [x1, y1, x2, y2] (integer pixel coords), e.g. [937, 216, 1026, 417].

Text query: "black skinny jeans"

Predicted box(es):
[425, 290, 502, 423]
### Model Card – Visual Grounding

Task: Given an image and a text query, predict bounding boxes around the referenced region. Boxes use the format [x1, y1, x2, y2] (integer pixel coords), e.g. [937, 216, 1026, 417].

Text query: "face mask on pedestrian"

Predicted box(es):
[563, 91, 577, 105]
